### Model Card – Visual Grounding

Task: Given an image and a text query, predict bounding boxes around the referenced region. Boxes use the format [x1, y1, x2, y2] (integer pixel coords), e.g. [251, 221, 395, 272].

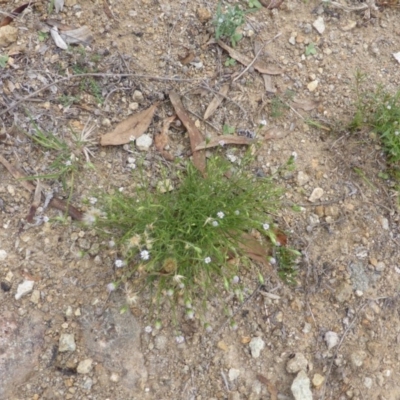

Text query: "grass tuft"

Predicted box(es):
[94, 154, 285, 323]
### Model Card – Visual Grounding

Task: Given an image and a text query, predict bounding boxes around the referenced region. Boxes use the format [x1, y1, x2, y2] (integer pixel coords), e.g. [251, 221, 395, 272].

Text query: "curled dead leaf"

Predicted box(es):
[195, 134, 255, 151]
[101, 103, 159, 146]
[204, 83, 230, 120]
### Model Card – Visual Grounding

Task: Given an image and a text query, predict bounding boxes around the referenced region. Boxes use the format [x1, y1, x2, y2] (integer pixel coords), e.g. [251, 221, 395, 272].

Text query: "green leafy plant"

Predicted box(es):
[93, 154, 291, 325]
[248, 0, 262, 8]
[38, 31, 49, 42]
[223, 124, 236, 134]
[224, 57, 237, 67]
[350, 71, 400, 163]
[305, 43, 317, 56]
[213, 3, 247, 47]
[0, 55, 9, 68]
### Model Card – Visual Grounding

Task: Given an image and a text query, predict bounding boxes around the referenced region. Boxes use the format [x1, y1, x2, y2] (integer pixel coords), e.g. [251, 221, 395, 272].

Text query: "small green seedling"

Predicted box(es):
[224, 57, 237, 67]
[0, 55, 9, 68]
[38, 31, 49, 42]
[248, 0, 262, 8]
[305, 43, 317, 56]
[223, 124, 236, 134]
[213, 3, 247, 47]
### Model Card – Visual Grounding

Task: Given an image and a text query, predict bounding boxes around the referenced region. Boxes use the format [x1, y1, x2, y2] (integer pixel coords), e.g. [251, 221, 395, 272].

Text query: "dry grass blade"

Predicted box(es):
[100, 103, 159, 146]
[26, 181, 42, 223]
[291, 98, 320, 111]
[204, 83, 230, 120]
[0, 154, 83, 220]
[195, 135, 255, 150]
[154, 116, 175, 161]
[217, 40, 283, 75]
[169, 92, 206, 175]
[60, 26, 93, 45]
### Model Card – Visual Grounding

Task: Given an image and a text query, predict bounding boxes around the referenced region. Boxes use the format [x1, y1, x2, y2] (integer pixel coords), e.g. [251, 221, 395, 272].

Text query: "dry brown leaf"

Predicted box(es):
[259, 0, 284, 9]
[195, 134, 255, 151]
[179, 51, 195, 65]
[263, 127, 289, 140]
[0, 3, 32, 27]
[60, 26, 93, 45]
[101, 103, 159, 146]
[26, 181, 42, 223]
[169, 92, 206, 175]
[291, 98, 320, 111]
[203, 83, 230, 120]
[256, 375, 278, 400]
[217, 40, 283, 75]
[238, 232, 272, 266]
[154, 116, 175, 161]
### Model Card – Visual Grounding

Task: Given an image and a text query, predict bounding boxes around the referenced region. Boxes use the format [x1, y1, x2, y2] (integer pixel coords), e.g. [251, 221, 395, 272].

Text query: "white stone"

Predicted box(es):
[308, 187, 324, 202]
[228, 368, 240, 381]
[59, 333, 76, 352]
[0, 249, 7, 261]
[324, 331, 339, 350]
[249, 337, 265, 358]
[364, 376, 373, 389]
[136, 134, 153, 151]
[291, 370, 313, 400]
[297, 171, 309, 186]
[15, 280, 35, 300]
[77, 358, 93, 374]
[132, 90, 144, 103]
[313, 17, 325, 34]
[307, 80, 319, 92]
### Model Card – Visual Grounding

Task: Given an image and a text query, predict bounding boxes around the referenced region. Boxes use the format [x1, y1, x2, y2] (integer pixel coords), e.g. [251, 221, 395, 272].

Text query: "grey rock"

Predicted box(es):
[77, 358, 93, 374]
[324, 331, 339, 350]
[335, 282, 352, 303]
[308, 188, 324, 202]
[15, 280, 35, 300]
[313, 17, 325, 34]
[297, 171, 309, 186]
[249, 337, 265, 358]
[291, 370, 313, 400]
[59, 333, 76, 352]
[286, 353, 308, 373]
[350, 350, 367, 368]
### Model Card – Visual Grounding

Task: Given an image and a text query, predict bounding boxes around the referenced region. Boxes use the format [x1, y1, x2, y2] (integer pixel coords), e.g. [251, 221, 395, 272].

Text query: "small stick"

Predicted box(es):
[0, 73, 204, 116]
[233, 32, 282, 83]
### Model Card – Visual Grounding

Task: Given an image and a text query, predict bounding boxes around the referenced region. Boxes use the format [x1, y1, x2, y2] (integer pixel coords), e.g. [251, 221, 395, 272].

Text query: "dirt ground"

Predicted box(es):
[1, 0, 400, 399]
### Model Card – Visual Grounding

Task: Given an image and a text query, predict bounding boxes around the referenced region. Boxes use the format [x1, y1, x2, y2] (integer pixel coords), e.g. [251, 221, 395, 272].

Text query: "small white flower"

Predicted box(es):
[395, 131, 399, 136]
[65, 160, 72, 166]
[107, 282, 117, 292]
[175, 335, 185, 344]
[186, 309, 194, 319]
[387, 105, 392, 110]
[144, 325, 152, 333]
[219, 140, 225, 147]
[43, 216, 49, 223]
[263, 223, 270, 231]
[115, 259, 125, 268]
[230, 321, 238, 331]
[212, 220, 219, 227]
[217, 211, 225, 219]
[173, 275, 185, 284]
[218, 17, 223, 23]
[89, 197, 98, 205]
[166, 288, 174, 297]
[269, 257, 277, 265]
[231, 275, 240, 284]
[204, 257, 211, 264]
[227, 154, 237, 163]
[108, 240, 116, 248]
[260, 119, 267, 126]
[140, 250, 150, 260]
[205, 323, 213, 333]
[291, 151, 298, 160]
[234, 210, 240, 215]
[118, 187, 124, 192]
[178, 282, 185, 289]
